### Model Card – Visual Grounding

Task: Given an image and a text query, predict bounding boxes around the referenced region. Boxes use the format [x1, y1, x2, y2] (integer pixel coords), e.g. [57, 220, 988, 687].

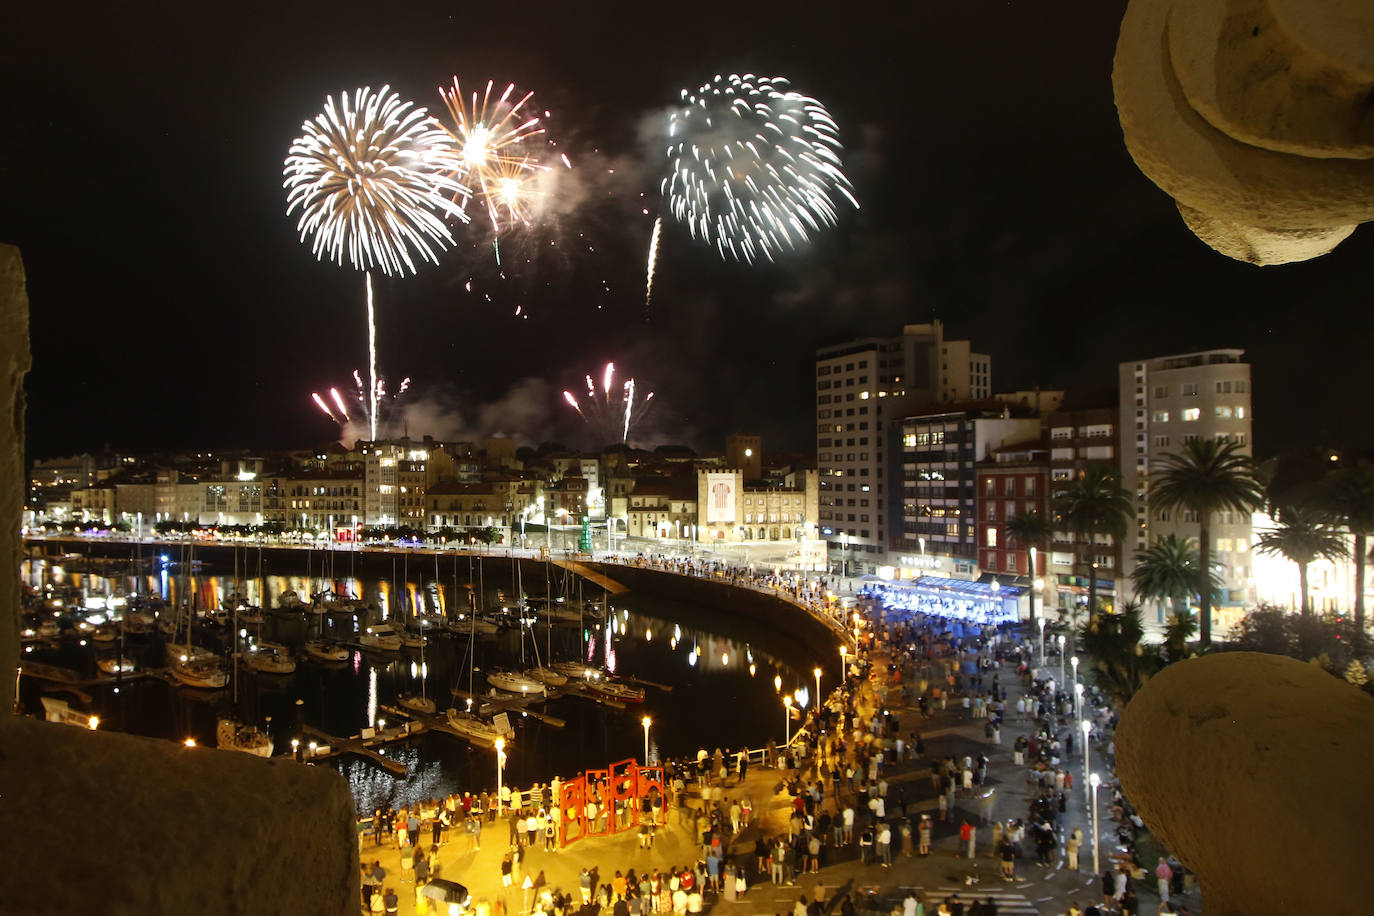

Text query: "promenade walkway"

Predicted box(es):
[353, 605, 1203, 916]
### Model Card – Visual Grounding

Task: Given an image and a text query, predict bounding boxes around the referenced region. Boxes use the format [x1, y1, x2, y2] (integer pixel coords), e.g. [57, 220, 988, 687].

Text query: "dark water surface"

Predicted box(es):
[20, 554, 832, 815]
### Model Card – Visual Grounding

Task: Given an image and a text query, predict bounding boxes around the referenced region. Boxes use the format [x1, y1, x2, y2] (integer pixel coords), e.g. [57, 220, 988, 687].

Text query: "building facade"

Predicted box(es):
[815, 321, 991, 574]
[975, 441, 1051, 578]
[1045, 407, 1123, 613]
[1119, 350, 1255, 624]
[897, 406, 1041, 562]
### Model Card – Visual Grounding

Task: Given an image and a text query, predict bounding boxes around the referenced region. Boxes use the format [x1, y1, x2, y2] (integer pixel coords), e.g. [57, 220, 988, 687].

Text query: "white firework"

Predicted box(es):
[664, 73, 857, 264]
[284, 85, 471, 276]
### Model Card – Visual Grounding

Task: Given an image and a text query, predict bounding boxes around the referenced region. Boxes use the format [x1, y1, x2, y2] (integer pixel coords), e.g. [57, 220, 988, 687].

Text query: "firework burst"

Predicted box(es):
[284, 85, 471, 276]
[438, 79, 555, 233]
[663, 73, 857, 264]
[562, 363, 656, 446]
[285, 85, 463, 440]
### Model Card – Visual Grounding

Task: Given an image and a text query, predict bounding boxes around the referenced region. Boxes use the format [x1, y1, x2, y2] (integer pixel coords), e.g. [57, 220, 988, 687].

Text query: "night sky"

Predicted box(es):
[4, 3, 1370, 462]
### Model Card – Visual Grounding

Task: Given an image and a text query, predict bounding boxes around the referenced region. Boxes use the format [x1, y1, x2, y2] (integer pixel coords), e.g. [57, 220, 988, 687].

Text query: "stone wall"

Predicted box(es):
[0, 245, 359, 915]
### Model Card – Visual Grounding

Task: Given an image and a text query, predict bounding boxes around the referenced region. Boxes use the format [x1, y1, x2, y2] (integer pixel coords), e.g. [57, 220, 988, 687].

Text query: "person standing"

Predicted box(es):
[1067, 829, 1082, 871]
[361, 862, 379, 911]
[1155, 859, 1173, 904]
[877, 822, 892, 868]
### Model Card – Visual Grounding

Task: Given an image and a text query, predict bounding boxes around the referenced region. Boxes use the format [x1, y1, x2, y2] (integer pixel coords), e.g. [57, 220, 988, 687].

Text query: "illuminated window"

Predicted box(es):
[1152, 411, 1170, 423]
[986, 528, 997, 547]
[1181, 408, 1201, 421]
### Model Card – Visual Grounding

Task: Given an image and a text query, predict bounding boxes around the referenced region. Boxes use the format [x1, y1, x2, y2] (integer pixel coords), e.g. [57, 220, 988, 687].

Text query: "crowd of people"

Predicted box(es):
[353, 590, 1195, 916]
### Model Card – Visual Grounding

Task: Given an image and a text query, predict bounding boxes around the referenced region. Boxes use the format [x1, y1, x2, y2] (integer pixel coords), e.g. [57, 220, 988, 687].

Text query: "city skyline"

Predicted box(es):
[4, 3, 1372, 461]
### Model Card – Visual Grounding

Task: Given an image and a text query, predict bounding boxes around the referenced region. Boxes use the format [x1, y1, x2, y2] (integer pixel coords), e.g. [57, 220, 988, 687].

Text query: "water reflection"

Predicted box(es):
[20, 557, 827, 815]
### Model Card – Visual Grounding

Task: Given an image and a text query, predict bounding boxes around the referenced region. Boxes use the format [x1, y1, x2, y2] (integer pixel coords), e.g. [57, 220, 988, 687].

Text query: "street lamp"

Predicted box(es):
[1057, 634, 1066, 682]
[774, 674, 782, 693]
[495, 737, 507, 815]
[838, 645, 847, 683]
[1074, 682, 1084, 735]
[783, 695, 793, 744]
[642, 716, 652, 766]
[813, 667, 823, 707]
[1028, 546, 1038, 625]
[1080, 719, 1092, 804]
[1089, 772, 1102, 875]
[1038, 617, 1047, 669]
[1071, 655, 1080, 694]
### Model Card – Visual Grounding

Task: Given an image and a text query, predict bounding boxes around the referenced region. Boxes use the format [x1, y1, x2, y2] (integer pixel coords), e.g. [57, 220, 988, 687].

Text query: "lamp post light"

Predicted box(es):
[813, 667, 823, 707]
[1080, 719, 1092, 804]
[495, 737, 507, 815]
[1089, 772, 1102, 875]
[774, 674, 782, 693]
[838, 645, 848, 683]
[642, 716, 652, 765]
[783, 695, 793, 744]
[1058, 634, 1066, 683]
[1074, 682, 1084, 735]
[1071, 655, 1080, 695]
[1038, 617, 1047, 669]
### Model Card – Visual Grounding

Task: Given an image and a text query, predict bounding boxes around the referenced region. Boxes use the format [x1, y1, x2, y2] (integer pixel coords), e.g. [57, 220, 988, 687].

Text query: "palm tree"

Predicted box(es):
[1004, 510, 1055, 625]
[1150, 438, 1264, 648]
[1321, 466, 1374, 642]
[1254, 505, 1350, 616]
[1131, 533, 1219, 621]
[1053, 463, 1132, 623]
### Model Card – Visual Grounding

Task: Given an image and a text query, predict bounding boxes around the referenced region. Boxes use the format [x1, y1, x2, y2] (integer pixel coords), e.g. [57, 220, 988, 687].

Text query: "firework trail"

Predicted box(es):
[562, 362, 656, 446]
[662, 73, 857, 264]
[310, 373, 411, 437]
[311, 393, 334, 420]
[644, 216, 662, 316]
[285, 85, 468, 440]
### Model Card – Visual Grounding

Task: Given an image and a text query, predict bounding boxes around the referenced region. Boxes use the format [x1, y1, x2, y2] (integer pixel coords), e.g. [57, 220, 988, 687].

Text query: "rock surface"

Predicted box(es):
[0, 717, 360, 915]
[1113, 0, 1374, 263]
[1116, 652, 1374, 914]
[1, 244, 28, 713]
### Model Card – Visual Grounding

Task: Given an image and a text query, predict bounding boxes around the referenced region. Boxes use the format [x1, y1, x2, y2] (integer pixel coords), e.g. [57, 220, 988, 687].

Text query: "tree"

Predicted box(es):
[1253, 505, 1349, 616]
[1150, 438, 1264, 648]
[1053, 463, 1132, 623]
[1321, 466, 1374, 644]
[1077, 601, 1161, 707]
[1131, 533, 1219, 621]
[1004, 510, 1055, 624]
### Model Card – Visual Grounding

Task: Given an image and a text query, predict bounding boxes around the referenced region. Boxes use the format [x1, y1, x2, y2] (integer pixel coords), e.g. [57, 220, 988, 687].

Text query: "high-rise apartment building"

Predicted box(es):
[815, 321, 990, 574]
[1119, 350, 1254, 624]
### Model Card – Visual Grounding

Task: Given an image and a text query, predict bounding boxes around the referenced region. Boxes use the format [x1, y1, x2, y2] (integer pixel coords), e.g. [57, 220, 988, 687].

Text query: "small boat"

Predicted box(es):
[397, 693, 437, 716]
[400, 631, 427, 650]
[242, 642, 297, 675]
[38, 620, 60, 639]
[97, 656, 136, 675]
[360, 624, 403, 652]
[216, 718, 272, 758]
[444, 708, 502, 744]
[486, 670, 545, 696]
[170, 656, 229, 690]
[585, 680, 646, 704]
[451, 614, 500, 635]
[526, 666, 568, 688]
[92, 624, 118, 644]
[552, 661, 603, 681]
[124, 610, 155, 635]
[303, 639, 349, 664]
[41, 696, 99, 729]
